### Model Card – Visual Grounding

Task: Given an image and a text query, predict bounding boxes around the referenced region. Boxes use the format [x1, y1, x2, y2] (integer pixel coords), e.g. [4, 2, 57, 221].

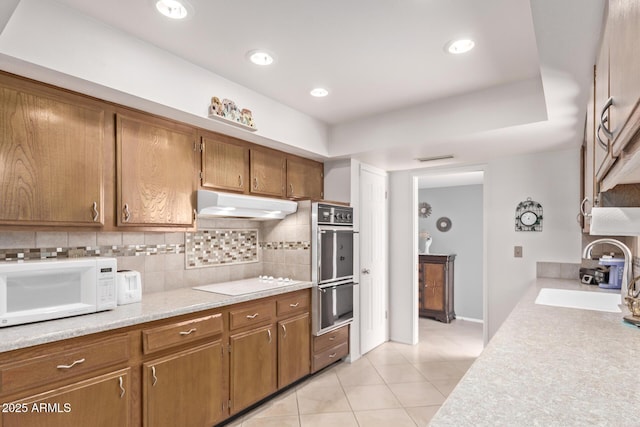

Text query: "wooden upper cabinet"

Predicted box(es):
[250, 148, 285, 197]
[201, 135, 249, 193]
[116, 112, 196, 227]
[286, 157, 324, 200]
[609, 0, 640, 155]
[583, 65, 596, 233]
[0, 76, 106, 226]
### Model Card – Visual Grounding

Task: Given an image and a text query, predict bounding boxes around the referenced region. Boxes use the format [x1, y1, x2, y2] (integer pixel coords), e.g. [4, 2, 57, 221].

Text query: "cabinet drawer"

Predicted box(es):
[312, 341, 349, 372]
[229, 301, 276, 330]
[0, 334, 130, 395]
[313, 325, 349, 353]
[277, 290, 310, 317]
[142, 313, 223, 354]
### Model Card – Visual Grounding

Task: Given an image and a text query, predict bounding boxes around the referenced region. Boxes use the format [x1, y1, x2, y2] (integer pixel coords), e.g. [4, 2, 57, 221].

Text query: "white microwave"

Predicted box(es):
[0, 258, 117, 327]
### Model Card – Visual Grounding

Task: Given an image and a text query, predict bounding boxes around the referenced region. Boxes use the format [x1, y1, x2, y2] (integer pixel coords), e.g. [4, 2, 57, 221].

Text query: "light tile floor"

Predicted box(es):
[226, 318, 483, 427]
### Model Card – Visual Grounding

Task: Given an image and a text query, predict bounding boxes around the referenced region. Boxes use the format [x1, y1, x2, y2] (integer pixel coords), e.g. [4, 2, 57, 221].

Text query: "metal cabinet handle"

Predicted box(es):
[253, 177, 258, 189]
[246, 313, 259, 319]
[289, 302, 299, 308]
[600, 96, 614, 138]
[289, 183, 294, 195]
[151, 366, 157, 386]
[91, 201, 99, 222]
[57, 358, 85, 369]
[596, 122, 609, 152]
[281, 323, 287, 338]
[267, 329, 272, 344]
[122, 203, 131, 222]
[580, 197, 591, 218]
[328, 352, 337, 358]
[179, 328, 197, 336]
[239, 175, 243, 187]
[118, 376, 126, 398]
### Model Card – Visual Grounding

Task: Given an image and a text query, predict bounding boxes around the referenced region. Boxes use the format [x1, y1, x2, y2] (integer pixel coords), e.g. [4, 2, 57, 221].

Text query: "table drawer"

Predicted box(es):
[313, 325, 349, 353]
[142, 313, 223, 354]
[229, 301, 276, 330]
[0, 334, 130, 395]
[277, 290, 310, 317]
[312, 341, 349, 372]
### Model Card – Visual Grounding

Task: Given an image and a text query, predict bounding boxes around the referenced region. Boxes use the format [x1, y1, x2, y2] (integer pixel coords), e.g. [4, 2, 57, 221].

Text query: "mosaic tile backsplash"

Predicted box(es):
[186, 229, 258, 268]
[0, 243, 184, 262]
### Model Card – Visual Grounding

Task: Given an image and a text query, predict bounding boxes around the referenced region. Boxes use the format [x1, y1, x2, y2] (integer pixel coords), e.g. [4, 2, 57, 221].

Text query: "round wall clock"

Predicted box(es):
[418, 202, 432, 218]
[515, 197, 543, 232]
[436, 217, 452, 232]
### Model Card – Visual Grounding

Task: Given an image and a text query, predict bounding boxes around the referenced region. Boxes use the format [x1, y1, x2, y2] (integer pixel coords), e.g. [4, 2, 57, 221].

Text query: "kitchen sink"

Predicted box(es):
[535, 288, 622, 313]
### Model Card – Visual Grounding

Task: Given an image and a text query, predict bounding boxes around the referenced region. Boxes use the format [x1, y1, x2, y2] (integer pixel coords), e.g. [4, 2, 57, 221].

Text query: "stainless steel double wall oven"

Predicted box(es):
[311, 203, 356, 335]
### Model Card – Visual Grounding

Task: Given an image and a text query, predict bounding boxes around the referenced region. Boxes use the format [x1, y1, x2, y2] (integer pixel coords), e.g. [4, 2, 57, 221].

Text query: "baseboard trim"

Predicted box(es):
[456, 316, 484, 324]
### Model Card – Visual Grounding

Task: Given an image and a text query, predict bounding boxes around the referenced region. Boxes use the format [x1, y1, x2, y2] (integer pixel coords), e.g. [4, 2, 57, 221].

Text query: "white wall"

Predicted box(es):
[388, 148, 582, 344]
[418, 185, 483, 320]
[323, 160, 351, 203]
[0, 0, 328, 158]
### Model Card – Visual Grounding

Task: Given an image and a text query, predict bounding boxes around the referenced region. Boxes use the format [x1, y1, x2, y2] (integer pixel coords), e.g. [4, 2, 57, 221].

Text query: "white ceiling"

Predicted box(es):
[0, 0, 606, 173]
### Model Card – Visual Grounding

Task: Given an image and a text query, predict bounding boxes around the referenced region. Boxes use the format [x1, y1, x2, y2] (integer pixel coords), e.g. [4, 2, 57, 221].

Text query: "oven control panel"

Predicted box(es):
[317, 204, 353, 226]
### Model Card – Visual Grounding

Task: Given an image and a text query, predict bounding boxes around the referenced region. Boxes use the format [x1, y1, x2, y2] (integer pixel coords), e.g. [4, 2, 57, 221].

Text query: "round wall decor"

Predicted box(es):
[515, 197, 543, 232]
[436, 216, 452, 232]
[418, 202, 432, 218]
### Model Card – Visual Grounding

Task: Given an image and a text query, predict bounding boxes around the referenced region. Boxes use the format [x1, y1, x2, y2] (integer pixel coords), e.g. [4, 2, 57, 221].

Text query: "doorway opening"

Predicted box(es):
[413, 168, 486, 344]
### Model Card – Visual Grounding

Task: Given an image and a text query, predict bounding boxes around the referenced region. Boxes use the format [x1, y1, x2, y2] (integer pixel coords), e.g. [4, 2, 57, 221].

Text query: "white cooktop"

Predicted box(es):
[193, 277, 301, 296]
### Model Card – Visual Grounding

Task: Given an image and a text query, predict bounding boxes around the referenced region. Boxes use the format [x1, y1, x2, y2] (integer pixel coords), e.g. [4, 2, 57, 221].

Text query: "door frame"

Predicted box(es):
[411, 165, 488, 344]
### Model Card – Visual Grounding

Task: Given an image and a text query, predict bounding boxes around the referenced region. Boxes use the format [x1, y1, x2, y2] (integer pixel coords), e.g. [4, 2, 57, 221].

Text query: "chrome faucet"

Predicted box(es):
[582, 238, 633, 298]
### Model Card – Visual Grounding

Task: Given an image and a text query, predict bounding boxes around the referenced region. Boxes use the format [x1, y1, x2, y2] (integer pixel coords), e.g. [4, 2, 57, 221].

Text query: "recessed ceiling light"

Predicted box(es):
[310, 88, 329, 97]
[247, 50, 275, 66]
[155, 0, 190, 19]
[445, 39, 475, 54]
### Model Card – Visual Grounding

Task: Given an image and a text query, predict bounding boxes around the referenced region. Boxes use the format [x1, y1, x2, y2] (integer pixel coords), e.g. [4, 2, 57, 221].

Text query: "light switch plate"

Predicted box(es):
[514, 246, 523, 258]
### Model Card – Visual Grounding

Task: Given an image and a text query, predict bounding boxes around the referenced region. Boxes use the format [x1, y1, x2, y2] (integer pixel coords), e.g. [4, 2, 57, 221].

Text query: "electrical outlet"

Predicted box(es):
[514, 246, 523, 258]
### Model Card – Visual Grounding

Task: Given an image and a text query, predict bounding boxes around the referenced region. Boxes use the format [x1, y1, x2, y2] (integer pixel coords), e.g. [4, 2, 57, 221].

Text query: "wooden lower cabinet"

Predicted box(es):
[278, 313, 311, 388]
[229, 324, 277, 414]
[1, 368, 131, 427]
[419, 254, 456, 323]
[142, 341, 224, 427]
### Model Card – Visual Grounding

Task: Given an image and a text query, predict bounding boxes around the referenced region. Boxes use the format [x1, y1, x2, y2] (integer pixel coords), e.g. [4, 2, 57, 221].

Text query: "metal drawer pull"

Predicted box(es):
[122, 203, 131, 222]
[57, 358, 85, 369]
[328, 352, 337, 358]
[600, 96, 614, 138]
[282, 324, 287, 338]
[151, 366, 158, 386]
[267, 329, 272, 344]
[118, 376, 125, 398]
[246, 313, 259, 319]
[289, 302, 300, 308]
[91, 201, 99, 222]
[179, 328, 197, 336]
[328, 335, 336, 341]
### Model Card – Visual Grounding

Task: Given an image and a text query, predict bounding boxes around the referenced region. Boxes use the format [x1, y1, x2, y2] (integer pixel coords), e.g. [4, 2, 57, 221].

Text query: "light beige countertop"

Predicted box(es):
[0, 280, 312, 353]
[430, 278, 640, 427]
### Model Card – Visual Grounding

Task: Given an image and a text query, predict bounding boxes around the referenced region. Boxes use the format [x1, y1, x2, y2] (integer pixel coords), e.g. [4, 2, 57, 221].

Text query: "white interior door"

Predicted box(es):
[359, 165, 388, 354]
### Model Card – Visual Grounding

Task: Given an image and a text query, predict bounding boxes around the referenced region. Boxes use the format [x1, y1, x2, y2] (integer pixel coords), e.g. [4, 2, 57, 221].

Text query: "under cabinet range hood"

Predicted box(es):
[197, 190, 297, 220]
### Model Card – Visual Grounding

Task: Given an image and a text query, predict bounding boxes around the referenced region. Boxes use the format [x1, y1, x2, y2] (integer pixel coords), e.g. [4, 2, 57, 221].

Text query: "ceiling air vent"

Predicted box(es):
[415, 155, 454, 163]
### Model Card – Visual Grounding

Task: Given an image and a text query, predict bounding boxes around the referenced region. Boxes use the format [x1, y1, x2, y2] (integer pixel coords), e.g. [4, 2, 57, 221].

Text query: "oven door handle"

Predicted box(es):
[319, 229, 359, 234]
[318, 280, 356, 290]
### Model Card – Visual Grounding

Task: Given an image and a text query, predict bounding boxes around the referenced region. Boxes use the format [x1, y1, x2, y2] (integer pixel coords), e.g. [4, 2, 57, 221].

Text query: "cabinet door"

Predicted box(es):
[201, 136, 249, 193]
[1, 369, 131, 427]
[583, 66, 596, 233]
[278, 313, 310, 388]
[117, 113, 196, 227]
[609, 0, 640, 155]
[229, 325, 277, 413]
[423, 263, 444, 311]
[595, 27, 613, 183]
[143, 342, 225, 427]
[286, 157, 324, 199]
[0, 78, 105, 226]
[250, 149, 285, 197]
